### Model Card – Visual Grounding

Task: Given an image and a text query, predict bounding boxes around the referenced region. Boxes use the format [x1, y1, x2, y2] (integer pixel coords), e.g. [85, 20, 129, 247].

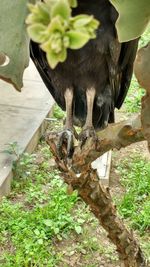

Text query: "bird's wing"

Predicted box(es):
[108, 38, 139, 109]
[116, 39, 139, 108]
[30, 41, 65, 110]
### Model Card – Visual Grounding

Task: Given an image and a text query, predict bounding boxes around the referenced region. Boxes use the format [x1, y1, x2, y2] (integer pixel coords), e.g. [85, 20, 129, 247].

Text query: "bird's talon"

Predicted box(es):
[57, 129, 74, 159]
[79, 127, 97, 147]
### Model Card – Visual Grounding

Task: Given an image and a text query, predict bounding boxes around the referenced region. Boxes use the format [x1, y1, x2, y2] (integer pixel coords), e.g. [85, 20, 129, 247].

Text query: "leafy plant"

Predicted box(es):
[124, 76, 145, 114]
[3, 142, 20, 159]
[53, 104, 65, 119]
[0, 137, 89, 266]
[26, 0, 99, 68]
[117, 155, 150, 233]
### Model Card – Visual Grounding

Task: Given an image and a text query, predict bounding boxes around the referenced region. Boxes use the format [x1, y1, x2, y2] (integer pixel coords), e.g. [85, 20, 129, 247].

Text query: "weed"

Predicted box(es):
[117, 155, 150, 233]
[13, 152, 36, 180]
[3, 142, 20, 159]
[0, 173, 79, 266]
[124, 76, 145, 114]
[139, 26, 150, 48]
[53, 105, 65, 120]
[0, 139, 89, 266]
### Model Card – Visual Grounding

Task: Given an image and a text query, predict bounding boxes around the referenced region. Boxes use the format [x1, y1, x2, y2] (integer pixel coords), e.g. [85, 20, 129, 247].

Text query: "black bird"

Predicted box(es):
[30, 0, 139, 157]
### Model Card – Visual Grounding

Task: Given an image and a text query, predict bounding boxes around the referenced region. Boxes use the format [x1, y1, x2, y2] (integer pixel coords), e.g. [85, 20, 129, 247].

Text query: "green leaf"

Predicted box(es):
[0, 0, 34, 91]
[38, 238, 44, 245]
[71, 15, 93, 28]
[69, 0, 77, 8]
[50, 0, 71, 21]
[46, 47, 67, 69]
[47, 16, 65, 34]
[75, 225, 82, 234]
[54, 227, 59, 234]
[110, 0, 150, 42]
[27, 23, 48, 43]
[43, 219, 52, 226]
[77, 218, 85, 224]
[59, 47, 67, 62]
[34, 229, 40, 236]
[46, 49, 59, 69]
[67, 31, 90, 49]
[27, 2, 50, 25]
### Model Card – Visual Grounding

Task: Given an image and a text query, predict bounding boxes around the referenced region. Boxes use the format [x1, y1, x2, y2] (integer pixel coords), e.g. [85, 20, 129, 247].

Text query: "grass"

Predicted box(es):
[0, 142, 84, 267]
[0, 143, 118, 266]
[117, 156, 150, 233]
[124, 76, 145, 114]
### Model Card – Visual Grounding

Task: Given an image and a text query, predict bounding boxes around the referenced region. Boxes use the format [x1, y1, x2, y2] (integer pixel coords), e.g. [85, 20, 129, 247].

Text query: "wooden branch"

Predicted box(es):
[73, 115, 144, 170]
[46, 115, 148, 267]
[64, 170, 146, 267]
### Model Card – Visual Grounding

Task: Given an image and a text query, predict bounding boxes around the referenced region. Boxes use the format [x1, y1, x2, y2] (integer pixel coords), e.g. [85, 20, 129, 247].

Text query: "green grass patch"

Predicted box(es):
[53, 105, 65, 120]
[0, 145, 87, 267]
[117, 156, 150, 233]
[124, 76, 145, 114]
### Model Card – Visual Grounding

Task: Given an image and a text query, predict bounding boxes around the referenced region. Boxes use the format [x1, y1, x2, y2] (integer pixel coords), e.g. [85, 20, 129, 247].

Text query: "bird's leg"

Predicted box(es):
[57, 88, 75, 158]
[64, 88, 73, 130]
[79, 87, 97, 144]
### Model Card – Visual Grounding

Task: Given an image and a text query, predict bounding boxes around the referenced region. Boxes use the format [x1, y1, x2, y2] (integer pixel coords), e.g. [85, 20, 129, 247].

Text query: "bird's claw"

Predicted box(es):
[79, 127, 98, 147]
[57, 129, 74, 159]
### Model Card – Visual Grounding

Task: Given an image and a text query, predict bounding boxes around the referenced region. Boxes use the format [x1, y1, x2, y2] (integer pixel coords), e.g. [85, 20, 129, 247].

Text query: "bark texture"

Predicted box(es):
[46, 115, 148, 267]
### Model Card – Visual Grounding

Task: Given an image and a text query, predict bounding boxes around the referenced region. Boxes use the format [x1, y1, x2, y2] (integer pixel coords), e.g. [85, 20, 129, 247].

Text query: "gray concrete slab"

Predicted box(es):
[0, 60, 54, 197]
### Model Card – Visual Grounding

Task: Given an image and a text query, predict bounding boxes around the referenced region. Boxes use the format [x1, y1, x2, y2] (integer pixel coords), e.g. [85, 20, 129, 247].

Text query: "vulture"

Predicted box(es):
[30, 0, 139, 157]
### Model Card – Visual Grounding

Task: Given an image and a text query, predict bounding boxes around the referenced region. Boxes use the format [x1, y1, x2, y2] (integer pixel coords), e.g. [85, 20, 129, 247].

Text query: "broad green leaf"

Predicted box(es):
[27, 2, 50, 25]
[46, 47, 67, 68]
[68, 0, 77, 8]
[71, 15, 93, 28]
[46, 50, 59, 69]
[63, 35, 70, 48]
[67, 31, 90, 49]
[59, 47, 67, 62]
[47, 16, 65, 34]
[27, 23, 48, 43]
[110, 0, 150, 42]
[50, 0, 71, 21]
[41, 32, 62, 54]
[0, 0, 35, 91]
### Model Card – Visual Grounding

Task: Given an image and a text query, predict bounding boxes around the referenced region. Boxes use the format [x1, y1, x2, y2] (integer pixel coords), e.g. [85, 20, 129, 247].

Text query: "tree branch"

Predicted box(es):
[46, 114, 147, 267]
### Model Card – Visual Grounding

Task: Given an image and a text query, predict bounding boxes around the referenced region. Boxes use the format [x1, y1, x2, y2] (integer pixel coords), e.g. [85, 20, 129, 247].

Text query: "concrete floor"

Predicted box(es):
[0, 60, 54, 197]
